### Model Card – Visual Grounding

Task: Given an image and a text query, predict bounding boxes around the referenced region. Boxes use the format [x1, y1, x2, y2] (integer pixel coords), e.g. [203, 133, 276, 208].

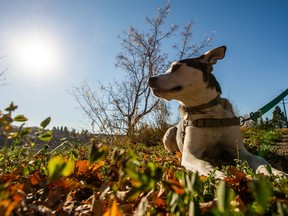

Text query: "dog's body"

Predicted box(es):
[148, 46, 286, 178]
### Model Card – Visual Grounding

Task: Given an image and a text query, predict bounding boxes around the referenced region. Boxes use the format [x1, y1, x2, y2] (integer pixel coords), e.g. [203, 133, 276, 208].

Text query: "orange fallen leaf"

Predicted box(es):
[103, 199, 122, 216]
[49, 177, 82, 190]
[200, 175, 208, 181]
[0, 174, 19, 182]
[155, 197, 166, 209]
[30, 172, 42, 186]
[75, 160, 90, 175]
[0, 200, 19, 216]
[12, 193, 24, 202]
[9, 183, 24, 195]
[228, 166, 247, 180]
[165, 179, 185, 195]
[175, 151, 182, 158]
[90, 160, 105, 173]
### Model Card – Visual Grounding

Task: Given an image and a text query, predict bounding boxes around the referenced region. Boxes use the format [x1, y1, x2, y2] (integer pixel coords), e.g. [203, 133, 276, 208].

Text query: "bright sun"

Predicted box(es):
[11, 34, 59, 76]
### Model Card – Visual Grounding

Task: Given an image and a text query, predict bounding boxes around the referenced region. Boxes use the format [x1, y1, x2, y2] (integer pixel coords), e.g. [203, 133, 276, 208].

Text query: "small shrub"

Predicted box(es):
[130, 123, 170, 146]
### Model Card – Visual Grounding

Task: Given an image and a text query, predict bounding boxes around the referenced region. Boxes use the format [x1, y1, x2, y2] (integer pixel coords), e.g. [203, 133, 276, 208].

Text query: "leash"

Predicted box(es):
[240, 88, 288, 125]
[181, 88, 288, 143]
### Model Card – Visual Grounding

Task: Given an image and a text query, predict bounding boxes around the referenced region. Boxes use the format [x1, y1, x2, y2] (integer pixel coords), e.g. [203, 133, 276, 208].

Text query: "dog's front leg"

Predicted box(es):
[163, 125, 179, 153]
[181, 127, 226, 179]
[239, 149, 287, 176]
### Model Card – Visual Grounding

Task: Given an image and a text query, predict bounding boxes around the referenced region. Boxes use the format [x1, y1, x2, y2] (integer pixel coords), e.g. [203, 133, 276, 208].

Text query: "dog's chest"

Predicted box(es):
[184, 127, 231, 157]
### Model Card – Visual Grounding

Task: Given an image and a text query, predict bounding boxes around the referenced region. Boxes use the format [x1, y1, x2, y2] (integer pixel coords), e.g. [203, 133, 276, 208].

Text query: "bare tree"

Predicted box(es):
[0, 70, 6, 86]
[73, 3, 213, 135]
[0, 47, 7, 86]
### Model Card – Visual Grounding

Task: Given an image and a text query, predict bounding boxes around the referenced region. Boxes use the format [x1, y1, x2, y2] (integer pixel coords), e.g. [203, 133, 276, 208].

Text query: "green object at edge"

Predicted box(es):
[250, 88, 288, 121]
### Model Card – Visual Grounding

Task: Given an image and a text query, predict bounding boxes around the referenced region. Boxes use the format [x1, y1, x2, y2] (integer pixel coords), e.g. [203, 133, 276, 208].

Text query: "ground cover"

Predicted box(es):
[0, 105, 288, 215]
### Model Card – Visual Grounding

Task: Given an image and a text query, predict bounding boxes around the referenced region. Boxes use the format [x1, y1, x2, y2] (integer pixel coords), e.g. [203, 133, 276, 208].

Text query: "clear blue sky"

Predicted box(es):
[0, 0, 287, 131]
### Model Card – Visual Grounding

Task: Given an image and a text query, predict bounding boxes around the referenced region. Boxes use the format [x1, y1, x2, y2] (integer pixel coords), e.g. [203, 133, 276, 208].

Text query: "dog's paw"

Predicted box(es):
[214, 170, 226, 180]
[256, 165, 287, 177]
[270, 169, 288, 177]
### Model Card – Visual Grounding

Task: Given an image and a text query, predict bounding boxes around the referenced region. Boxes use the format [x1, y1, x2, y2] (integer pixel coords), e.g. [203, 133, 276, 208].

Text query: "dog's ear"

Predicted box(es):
[202, 46, 226, 65]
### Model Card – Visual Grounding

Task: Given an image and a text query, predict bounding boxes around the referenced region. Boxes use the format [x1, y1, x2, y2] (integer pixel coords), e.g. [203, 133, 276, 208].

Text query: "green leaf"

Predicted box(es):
[14, 115, 28, 122]
[0, 114, 13, 124]
[251, 176, 273, 214]
[5, 102, 18, 113]
[277, 202, 288, 216]
[19, 127, 31, 138]
[125, 186, 143, 201]
[48, 155, 75, 182]
[89, 143, 108, 164]
[216, 181, 235, 213]
[40, 117, 51, 129]
[38, 131, 53, 142]
[188, 200, 201, 216]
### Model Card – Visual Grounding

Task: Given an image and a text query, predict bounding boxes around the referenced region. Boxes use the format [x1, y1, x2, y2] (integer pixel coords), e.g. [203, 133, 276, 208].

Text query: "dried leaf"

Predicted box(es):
[30, 172, 42, 186]
[46, 188, 65, 208]
[12, 193, 24, 202]
[4, 125, 12, 132]
[199, 175, 208, 181]
[165, 179, 185, 195]
[175, 151, 182, 158]
[228, 166, 247, 180]
[92, 182, 112, 216]
[63, 191, 75, 215]
[0, 174, 19, 182]
[75, 160, 90, 175]
[9, 183, 24, 195]
[50, 178, 82, 190]
[136, 195, 149, 216]
[155, 197, 166, 209]
[103, 199, 122, 216]
[90, 160, 105, 173]
[0, 200, 19, 216]
[92, 192, 103, 216]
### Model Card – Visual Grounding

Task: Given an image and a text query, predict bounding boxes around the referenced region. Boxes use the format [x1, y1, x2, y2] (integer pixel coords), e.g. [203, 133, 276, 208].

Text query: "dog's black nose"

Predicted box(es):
[148, 76, 157, 87]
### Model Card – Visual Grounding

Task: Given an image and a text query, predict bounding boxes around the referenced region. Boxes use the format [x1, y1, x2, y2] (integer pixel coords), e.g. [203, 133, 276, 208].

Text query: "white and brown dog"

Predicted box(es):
[148, 46, 286, 178]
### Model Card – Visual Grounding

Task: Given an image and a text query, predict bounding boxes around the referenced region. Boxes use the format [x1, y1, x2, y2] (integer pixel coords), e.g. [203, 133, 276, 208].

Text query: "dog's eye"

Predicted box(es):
[171, 64, 181, 73]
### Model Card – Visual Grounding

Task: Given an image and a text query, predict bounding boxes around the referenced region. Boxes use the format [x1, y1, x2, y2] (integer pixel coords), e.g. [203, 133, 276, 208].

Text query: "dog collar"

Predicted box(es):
[184, 95, 221, 113]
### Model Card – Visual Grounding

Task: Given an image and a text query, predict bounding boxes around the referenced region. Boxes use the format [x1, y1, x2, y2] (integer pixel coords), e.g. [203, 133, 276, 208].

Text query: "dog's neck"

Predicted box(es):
[179, 95, 221, 117]
[178, 88, 222, 118]
[178, 88, 220, 108]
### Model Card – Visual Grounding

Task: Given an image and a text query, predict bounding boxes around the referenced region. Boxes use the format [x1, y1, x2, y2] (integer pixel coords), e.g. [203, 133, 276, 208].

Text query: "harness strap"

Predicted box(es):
[181, 117, 240, 143]
[181, 96, 240, 143]
[191, 117, 240, 127]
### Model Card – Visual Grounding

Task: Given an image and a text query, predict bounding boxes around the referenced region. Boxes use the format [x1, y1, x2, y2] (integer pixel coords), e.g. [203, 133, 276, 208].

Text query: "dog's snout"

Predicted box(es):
[148, 76, 157, 87]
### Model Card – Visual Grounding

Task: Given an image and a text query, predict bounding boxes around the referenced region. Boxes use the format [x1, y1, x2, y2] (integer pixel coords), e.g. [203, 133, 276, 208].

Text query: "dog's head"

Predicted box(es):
[148, 46, 226, 106]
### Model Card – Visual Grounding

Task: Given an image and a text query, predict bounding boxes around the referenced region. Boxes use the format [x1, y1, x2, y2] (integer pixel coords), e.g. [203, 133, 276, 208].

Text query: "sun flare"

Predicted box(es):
[11, 34, 60, 76]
